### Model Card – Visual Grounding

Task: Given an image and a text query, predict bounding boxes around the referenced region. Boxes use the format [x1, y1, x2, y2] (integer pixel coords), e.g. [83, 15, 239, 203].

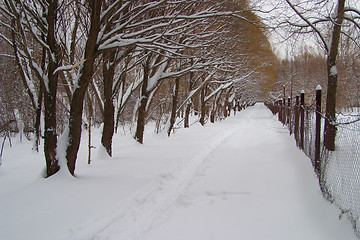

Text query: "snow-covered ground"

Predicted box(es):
[0, 103, 357, 240]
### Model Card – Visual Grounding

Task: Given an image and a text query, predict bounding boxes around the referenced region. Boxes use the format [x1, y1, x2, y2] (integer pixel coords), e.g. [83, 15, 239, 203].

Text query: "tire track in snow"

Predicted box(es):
[65, 125, 242, 240]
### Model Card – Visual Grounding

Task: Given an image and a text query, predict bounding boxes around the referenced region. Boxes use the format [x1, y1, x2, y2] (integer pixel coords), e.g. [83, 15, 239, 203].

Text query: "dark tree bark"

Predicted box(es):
[167, 77, 180, 136]
[134, 61, 150, 144]
[210, 91, 223, 123]
[34, 29, 48, 153]
[184, 69, 195, 128]
[101, 52, 116, 156]
[210, 104, 216, 123]
[324, 0, 345, 151]
[34, 85, 43, 152]
[223, 101, 228, 118]
[44, 0, 61, 177]
[200, 87, 206, 126]
[184, 102, 191, 128]
[66, 0, 102, 176]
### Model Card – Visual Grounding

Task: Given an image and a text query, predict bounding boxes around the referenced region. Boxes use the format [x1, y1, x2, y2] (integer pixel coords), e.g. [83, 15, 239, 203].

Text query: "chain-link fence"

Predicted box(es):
[266, 92, 360, 238]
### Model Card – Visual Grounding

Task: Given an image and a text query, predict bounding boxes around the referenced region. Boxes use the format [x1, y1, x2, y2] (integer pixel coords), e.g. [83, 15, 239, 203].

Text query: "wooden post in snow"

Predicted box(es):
[315, 85, 322, 175]
[300, 91, 305, 150]
[294, 96, 300, 146]
[288, 96, 291, 133]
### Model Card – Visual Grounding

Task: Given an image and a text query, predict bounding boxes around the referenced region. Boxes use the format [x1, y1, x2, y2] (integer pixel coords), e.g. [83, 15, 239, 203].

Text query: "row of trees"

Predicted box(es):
[0, 0, 276, 177]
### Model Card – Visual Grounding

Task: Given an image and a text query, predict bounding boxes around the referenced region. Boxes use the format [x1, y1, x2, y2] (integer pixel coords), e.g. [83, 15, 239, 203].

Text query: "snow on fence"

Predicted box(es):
[265, 88, 360, 238]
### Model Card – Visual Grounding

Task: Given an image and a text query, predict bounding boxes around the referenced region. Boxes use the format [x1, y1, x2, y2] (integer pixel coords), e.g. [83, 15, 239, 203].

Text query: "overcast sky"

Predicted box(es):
[250, 0, 360, 59]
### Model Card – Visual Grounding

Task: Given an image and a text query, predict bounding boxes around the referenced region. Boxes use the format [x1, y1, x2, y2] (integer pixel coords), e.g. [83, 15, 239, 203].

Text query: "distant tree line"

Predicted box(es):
[273, 45, 360, 109]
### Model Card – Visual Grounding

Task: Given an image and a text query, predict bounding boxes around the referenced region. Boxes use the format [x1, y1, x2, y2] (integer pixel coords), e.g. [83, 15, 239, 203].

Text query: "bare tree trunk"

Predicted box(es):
[34, 29, 47, 153]
[43, 0, 61, 177]
[101, 92, 115, 155]
[223, 101, 228, 118]
[67, 90, 85, 175]
[134, 91, 148, 144]
[200, 87, 206, 126]
[210, 91, 222, 123]
[184, 102, 191, 128]
[43, 88, 59, 177]
[101, 52, 116, 156]
[210, 100, 216, 123]
[134, 63, 150, 144]
[184, 69, 195, 128]
[66, 0, 101, 176]
[324, 0, 345, 151]
[115, 74, 126, 133]
[34, 73, 43, 152]
[167, 77, 180, 136]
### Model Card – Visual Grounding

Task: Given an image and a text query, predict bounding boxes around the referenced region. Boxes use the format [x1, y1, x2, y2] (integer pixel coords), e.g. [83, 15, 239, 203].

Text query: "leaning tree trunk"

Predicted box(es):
[101, 52, 116, 156]
[324, 0, 345, 151]
[66, 1, 101, 176]
[66, 88, 87, 175]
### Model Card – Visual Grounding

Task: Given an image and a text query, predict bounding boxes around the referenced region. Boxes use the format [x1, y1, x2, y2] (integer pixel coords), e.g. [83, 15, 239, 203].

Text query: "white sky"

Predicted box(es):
[250, 0, 360, 59]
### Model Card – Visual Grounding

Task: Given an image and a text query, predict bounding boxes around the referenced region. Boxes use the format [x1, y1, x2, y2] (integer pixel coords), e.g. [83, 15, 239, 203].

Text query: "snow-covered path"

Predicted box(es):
[144, 104, 356, 240]
[0, 104, 356, 240]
